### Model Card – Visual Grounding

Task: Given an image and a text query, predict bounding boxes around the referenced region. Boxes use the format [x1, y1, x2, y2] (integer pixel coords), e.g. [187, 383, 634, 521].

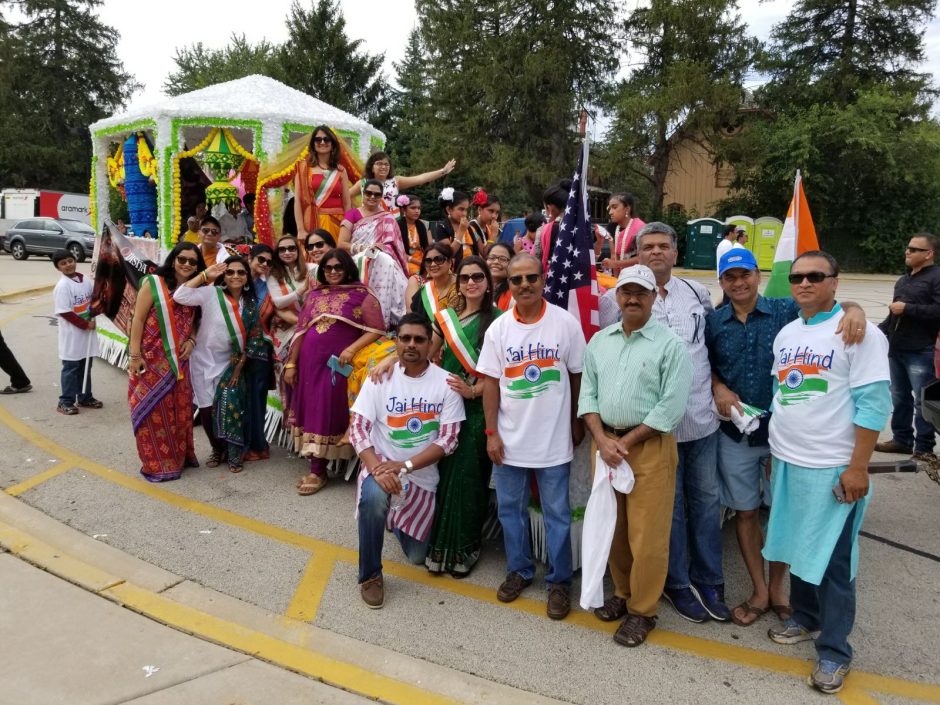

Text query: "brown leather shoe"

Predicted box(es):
[874, 440, 913, 455]
[496, 572, 532, 603]
[547, 584, 571, 620]
[613, 614, 657, 647]
[594, 595, 628, 622]
[360, 575, 384, 609]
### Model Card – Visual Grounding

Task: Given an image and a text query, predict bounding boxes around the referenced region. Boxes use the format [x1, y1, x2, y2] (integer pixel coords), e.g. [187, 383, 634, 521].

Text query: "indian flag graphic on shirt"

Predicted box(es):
[387, 409, 440, 449]
[73, 299, 92, 320]
[777, 363, 829, 406]
[504, 357, 561, 400]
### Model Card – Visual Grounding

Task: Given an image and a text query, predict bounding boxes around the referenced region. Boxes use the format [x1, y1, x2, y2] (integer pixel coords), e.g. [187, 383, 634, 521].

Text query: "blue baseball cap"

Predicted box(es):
[718, 248, 758, 277]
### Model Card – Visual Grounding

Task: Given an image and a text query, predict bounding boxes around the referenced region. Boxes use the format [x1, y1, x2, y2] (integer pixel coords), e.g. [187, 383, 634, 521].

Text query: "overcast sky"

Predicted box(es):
[93, 0, 940, 109]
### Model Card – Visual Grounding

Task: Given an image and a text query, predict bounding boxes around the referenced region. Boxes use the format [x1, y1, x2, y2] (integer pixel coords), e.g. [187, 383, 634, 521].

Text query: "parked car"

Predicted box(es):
[2, 217, 96, 262]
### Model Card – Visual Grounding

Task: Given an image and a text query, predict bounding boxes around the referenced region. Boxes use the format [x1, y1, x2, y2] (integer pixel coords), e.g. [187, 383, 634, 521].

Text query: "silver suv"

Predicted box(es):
[2, 217, 96, 262]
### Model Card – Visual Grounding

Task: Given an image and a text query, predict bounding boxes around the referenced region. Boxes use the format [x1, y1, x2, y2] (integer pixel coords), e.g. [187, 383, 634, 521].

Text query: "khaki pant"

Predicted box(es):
[606, 432, 678, 617]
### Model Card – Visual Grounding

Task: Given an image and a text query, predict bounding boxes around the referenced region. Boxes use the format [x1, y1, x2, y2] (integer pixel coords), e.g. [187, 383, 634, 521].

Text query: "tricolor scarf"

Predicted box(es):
[419, 280, 442, 320]
[434, 308, 480, 378]
[216, 288, 247, 354]
[144, 275, 183, 379]
[314, 169, 340, 207]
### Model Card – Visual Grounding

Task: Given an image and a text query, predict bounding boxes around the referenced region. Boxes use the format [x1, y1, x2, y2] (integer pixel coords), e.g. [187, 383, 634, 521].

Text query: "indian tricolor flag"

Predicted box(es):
[763, 170, 820, 298]
[504, 358, 561, 400]
[387, 410, 439, 449]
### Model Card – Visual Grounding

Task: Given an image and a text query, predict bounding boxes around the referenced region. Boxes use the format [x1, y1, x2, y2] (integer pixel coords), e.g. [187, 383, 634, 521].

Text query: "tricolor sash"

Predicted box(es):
[314, 170, 340, 207]
[354, 251, 373, 286]
[434, 308, 481, 378]
[216, 288, 247, 353]
[420, 281, 441, 320]
[145, 275, 183, 379]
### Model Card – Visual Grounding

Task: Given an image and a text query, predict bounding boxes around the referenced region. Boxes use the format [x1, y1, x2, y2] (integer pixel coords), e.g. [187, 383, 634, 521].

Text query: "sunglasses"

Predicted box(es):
[313, 136, 333, 144]
[509, 273, 541, 286]
[225, 269, 248, 277]
[305, 240, 326, 251]
[398, 334, 429, 344]
[787, 271, 836, 284]
[277, 245, 298, 253]
[487, 255, 510, 264]
[176, 255, 198, 266]
[425, 254, 449, 266]
[200, 227, 220, 235]
[459, 272, 486, 284]
[255, 256, 272, 266]
[363, 190, 383, 199]
[906, 246, 931, 253]
[322, 263, 344, 273]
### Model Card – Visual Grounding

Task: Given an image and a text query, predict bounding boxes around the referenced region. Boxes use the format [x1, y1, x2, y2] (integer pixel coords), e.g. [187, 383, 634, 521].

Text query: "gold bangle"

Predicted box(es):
[202, 271, 208, 284]
[284, 363, 297, 369]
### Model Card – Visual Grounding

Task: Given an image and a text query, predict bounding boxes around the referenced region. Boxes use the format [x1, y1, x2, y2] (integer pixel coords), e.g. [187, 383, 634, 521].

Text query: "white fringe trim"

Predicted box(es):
[96, 330, 128, 370]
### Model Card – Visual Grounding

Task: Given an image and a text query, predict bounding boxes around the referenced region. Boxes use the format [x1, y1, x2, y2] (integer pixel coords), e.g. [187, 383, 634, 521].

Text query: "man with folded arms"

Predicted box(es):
[579, 264, 692, 647]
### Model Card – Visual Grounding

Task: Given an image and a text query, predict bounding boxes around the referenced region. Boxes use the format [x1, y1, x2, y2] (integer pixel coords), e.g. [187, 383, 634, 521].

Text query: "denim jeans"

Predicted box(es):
[889, 348, 937, 453]
[790, 505, 858, 666]
[493, 463, 572, 585]
[666, 430, 724, 590]
[59, 358, 92, 406]
[357, 474, 429, 583]
[244, 357, 271, 453]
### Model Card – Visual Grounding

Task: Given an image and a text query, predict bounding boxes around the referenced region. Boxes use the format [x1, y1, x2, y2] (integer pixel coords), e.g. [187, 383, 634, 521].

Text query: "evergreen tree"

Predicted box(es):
[0, 0, 138, 192]
[604, 0, 756, 212]
[164, 35, 282, 96]
[384, 28, 429, 173]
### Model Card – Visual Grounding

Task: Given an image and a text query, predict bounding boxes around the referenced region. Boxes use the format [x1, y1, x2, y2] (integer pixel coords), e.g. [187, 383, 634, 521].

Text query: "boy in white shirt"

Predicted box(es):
[52, 249, 100, 415]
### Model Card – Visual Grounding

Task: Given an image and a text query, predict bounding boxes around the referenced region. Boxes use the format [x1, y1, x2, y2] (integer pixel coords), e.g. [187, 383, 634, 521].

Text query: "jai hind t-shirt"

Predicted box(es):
[350, 362, 465, 492]
[53, 273, 99, 361]
[477, 302, 586, 468]
[769, 308, 889, 468]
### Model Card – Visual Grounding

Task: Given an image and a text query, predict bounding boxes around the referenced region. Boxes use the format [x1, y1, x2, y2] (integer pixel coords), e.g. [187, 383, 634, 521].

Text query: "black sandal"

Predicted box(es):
[594, 595, 628, 622]
[613, 614, 657, 647]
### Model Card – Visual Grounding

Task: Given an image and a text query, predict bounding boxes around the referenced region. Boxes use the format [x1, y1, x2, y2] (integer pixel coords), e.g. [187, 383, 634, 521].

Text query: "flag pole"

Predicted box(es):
[793, 170, 801, 247]
[81, 326, 93, 397]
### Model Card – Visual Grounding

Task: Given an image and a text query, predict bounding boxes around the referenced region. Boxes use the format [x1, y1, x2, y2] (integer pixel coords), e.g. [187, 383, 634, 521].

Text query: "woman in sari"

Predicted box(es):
[405, 242, 461, 320]
[396, 194, 428, 275]
[485, 242, 514, 312]
[128, 243, 206, 482]
[284, 249, 384, 496]
[303, 228, 336, 270]
[467, 190, 500, 257]
[433, 188, 471, 265]
[599, 192, 645, 275]
[338, 178, 408, 274]
[348, 151, 456, 214]
[294, 126, 352, 240]
[174, 257, 264, 473]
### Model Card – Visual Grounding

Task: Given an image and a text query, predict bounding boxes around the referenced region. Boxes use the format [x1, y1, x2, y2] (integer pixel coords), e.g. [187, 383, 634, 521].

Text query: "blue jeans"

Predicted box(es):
[244, 357, 271, 453]
[357, 474, 429, 583]
[59, 358, 93, 406]
[666, 431, 724, 590]
[790, 505, 858, 665]
[493, 463, 572, 585]
[889, 348, 937, 453]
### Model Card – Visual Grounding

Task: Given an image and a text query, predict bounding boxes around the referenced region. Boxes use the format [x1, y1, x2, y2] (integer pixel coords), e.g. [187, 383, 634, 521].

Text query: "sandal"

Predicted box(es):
[731, 600, 769, 627]
[613, 614, 656, 647]
[594, 595, 628, 622]
[297, 474, 327, 496]
[228, 463, 243, 474]
[206, 450, 224, 468]
[771, 604, 793, 621]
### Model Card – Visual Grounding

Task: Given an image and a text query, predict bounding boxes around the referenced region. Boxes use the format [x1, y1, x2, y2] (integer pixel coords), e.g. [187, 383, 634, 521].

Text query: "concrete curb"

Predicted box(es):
[0, 283, 54, 302]
[0, 492, 566, 705]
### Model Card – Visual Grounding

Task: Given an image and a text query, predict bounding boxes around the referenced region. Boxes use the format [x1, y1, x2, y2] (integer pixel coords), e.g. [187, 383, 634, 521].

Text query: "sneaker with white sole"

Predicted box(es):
[808, 659, 850, 694]
[768, 617, 820, 644]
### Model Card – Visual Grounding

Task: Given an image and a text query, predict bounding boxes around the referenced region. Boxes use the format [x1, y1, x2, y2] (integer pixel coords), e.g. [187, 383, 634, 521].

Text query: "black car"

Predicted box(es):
[2, 217, 96, 262]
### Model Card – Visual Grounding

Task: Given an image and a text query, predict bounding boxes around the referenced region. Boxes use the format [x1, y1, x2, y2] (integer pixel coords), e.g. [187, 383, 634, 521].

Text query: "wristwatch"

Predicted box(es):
[403, 459, 414, 472]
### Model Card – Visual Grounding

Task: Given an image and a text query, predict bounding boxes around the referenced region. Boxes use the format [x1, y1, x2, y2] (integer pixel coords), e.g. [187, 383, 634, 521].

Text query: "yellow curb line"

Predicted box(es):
[838, 687, 882, 705]
[2, 403, 939, 702]
[285, 547, 339, 622]
[0, 284, 55, 302]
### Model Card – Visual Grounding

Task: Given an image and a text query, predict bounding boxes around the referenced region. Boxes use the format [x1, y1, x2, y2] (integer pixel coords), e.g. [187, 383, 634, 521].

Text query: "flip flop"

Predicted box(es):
[297, 474, 326, 496]
[731, 600, 768, 627]
[771, 604, 793, 621]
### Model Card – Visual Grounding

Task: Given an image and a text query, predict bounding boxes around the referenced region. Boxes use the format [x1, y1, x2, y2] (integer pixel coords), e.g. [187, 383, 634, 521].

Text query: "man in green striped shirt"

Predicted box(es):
[579, 264, 692, 647]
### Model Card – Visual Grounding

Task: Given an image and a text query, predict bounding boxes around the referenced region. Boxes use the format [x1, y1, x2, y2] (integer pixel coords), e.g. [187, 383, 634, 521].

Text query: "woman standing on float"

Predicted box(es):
[349, 151, 456, 214]
[600, 192, 645, 275]
[466, 190, 500, 259]
[294, 126, 353, 240]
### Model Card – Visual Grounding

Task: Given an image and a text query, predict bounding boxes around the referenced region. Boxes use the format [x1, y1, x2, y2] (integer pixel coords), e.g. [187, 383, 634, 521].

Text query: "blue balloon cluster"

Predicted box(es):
[123, 133, 158, 238]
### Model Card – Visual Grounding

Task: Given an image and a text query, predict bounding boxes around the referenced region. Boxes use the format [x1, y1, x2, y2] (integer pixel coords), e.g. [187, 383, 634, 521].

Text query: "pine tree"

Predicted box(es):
[0, 0, 138, 191]
[384, 28, 429, 172]
[164, 35, 282, 96]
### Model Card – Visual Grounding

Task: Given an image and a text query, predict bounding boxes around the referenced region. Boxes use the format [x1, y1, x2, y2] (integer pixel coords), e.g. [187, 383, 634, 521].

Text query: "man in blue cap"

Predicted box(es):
[705, 248, 868, 628]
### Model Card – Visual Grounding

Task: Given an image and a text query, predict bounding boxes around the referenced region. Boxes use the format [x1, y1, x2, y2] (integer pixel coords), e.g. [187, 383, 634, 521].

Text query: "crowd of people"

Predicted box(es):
[7, 127, 933, 697]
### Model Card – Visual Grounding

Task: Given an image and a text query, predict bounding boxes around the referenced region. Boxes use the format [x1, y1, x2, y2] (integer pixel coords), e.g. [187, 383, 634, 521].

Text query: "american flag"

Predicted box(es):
[544, 141, 599, 342]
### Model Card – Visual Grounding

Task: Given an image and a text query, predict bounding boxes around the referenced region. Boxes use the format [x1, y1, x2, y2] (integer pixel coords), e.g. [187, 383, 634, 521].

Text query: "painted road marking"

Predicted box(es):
[1, 404, 938, 702]
[285, 547, 339, 622]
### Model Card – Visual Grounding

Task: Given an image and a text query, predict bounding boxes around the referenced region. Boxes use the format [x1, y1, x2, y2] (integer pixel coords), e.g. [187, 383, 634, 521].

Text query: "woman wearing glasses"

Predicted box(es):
[174, 256, 265, 473]
[284, 249, 385, 496]
[406, 242, 461, 320]
[348, 151, 456, 215]
[303, 229, 336, 270]
[294, 126, 354, 240]
[128, 243, 206, 482]
[486, 242, 515, 311]
[338, 178, 408, 275]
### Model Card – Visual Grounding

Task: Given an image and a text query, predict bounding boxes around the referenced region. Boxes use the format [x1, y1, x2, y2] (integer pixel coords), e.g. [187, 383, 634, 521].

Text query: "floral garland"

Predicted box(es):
[89, 165, 97, 231]
[253, 146, 309, 246]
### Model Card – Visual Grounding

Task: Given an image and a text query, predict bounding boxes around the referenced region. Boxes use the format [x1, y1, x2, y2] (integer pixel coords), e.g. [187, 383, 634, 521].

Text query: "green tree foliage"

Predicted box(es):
[413, 0, 619, 211]
[0, 0, 138, 192]
[164, 35, 282, 96]
[605, 0, 756, 213]
[383, 28, 428, 173]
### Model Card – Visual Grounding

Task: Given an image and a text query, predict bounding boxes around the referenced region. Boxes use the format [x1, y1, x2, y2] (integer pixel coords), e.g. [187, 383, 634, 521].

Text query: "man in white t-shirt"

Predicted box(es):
[52, 249, 100, 415]
[477, 253, 586, 620]
[350, 313, 465, 609]
[715, 224, 744, 275]
[763, 251, 890, 695]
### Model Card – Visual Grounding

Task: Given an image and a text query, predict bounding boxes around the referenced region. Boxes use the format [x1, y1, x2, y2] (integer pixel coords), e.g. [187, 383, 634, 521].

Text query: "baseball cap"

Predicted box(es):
[718, 248, 758, 277]
[616, 264, 656, 291]
[735, 225, 746, 233]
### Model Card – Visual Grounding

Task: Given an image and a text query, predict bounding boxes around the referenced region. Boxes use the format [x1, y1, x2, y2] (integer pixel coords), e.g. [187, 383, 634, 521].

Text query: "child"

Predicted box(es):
[52, 249, 101, 414]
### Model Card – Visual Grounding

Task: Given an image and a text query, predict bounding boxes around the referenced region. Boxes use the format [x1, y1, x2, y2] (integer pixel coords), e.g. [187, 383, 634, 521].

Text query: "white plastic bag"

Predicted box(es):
[579, 452, 635, 610]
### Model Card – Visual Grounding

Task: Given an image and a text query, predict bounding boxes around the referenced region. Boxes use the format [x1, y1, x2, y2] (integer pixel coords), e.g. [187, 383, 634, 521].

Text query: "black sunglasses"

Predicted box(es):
[225, 269, 248, 277]
[398, 334, 429, 344]
[313, 136, 333, 144]
[200, 227, 220, 235]
[363, 190, 383, 199]
[906, 246, 931, 253]
[509, 273, 541, 286]
[787, 271, 836, 284]
[459, 272, 486, 284]
[305, 240, 326, 251]
[255, 256, 272, 266]
[176, 255, 198, 266]
[322, 263, 344, 273]
[277, 245, 298, 253]
[425, 254, 449, 266]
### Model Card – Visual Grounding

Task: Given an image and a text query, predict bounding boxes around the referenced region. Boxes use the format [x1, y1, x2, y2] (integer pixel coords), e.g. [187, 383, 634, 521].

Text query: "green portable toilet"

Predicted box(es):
[725, 215, 755, 254]
[754, 217, 783, 271]
[685, 218, 725, 270]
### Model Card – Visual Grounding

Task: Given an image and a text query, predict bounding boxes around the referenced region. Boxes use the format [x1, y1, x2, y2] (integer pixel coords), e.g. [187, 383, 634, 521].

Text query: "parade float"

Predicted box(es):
[88, 74, 385, 440]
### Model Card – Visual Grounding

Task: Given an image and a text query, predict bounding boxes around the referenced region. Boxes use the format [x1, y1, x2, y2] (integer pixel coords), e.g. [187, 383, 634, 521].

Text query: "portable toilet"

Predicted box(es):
[725, 215, 755, 254]
[685, 218, 725, 270]
[753, 217, 784, 271]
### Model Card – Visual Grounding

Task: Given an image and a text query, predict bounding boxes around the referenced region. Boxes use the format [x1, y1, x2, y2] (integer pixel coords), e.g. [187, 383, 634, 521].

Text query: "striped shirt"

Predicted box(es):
[578, 318, 692, 433]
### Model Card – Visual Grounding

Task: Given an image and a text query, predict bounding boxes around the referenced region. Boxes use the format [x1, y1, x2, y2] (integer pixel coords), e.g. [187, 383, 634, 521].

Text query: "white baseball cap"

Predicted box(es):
[616, 264, 656, 291]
